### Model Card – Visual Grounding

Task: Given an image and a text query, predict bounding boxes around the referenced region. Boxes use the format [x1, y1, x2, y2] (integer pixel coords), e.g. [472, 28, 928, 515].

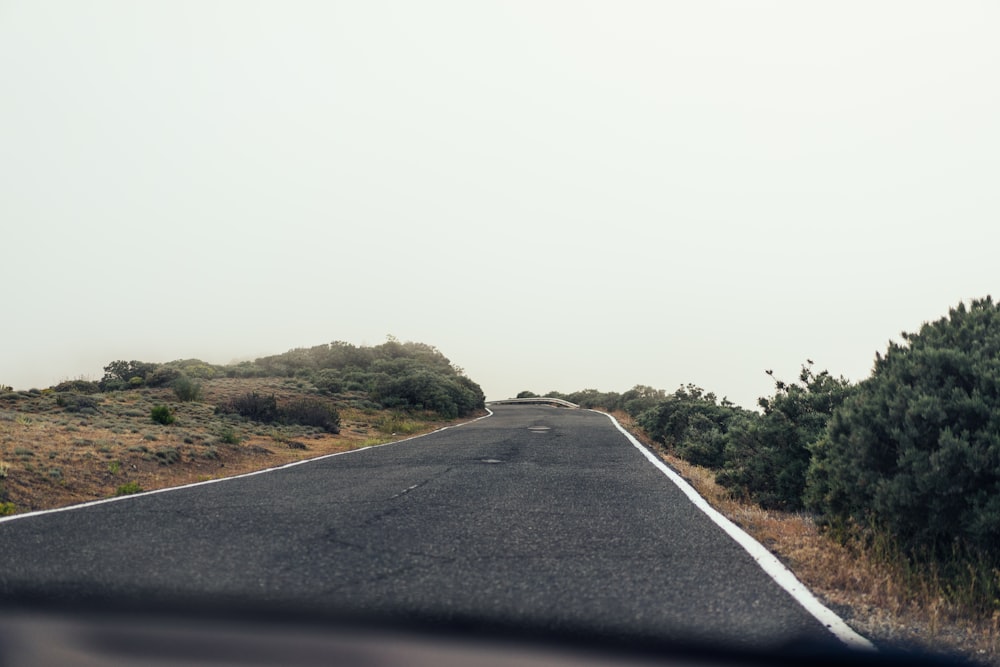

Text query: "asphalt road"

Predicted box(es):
[0, 405, 846, 651]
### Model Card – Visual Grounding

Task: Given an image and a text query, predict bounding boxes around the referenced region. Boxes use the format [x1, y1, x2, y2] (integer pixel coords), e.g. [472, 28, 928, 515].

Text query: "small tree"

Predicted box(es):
[100, 360, 158, 391]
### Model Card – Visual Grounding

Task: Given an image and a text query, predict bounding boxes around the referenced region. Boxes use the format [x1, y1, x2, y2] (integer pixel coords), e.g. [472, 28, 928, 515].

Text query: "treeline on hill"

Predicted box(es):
[525, 297, 1000, 614]
[45, 338, 485, 424]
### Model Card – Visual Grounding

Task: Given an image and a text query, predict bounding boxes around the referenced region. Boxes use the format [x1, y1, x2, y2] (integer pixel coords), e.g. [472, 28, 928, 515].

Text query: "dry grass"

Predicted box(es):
[0, 379, 475, 514]
[611, 410, 1000, 664]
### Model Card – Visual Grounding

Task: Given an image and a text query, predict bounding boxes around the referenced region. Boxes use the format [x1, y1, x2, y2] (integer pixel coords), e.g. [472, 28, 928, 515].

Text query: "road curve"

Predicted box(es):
[0, 404, 853, 650]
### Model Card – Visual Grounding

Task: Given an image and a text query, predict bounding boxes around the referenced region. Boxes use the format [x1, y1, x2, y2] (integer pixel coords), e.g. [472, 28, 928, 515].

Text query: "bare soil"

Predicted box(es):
[0, 378, 472, 514]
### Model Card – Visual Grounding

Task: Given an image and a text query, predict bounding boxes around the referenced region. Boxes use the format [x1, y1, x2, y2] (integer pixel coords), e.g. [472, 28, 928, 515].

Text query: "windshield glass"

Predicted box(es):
[2, 3, 998, 665]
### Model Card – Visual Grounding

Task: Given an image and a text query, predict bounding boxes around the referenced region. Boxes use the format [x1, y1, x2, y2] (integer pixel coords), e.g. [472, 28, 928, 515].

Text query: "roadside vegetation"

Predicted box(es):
[526, 296, 1000, 662]
[0, 338, 484, 513]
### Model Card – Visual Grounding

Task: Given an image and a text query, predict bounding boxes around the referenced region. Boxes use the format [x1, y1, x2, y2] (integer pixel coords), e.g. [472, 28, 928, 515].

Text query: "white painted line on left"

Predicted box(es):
[0, 408, 494, 525]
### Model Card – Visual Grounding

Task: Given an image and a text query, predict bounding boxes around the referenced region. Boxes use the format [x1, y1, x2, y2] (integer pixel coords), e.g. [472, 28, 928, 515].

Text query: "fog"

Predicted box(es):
[3, 1, 998, 408]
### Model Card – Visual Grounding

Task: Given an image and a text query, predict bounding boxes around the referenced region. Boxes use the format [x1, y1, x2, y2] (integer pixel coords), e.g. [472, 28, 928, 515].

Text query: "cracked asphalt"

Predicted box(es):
[0, 405, 841, 649]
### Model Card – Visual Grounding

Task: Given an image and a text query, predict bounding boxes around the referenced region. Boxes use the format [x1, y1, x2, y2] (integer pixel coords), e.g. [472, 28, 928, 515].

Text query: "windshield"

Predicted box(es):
[2, 3, 998, 665]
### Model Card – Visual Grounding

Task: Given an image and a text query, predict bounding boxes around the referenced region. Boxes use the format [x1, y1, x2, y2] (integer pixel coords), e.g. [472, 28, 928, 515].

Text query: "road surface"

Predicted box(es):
[0, 404, 850, 651]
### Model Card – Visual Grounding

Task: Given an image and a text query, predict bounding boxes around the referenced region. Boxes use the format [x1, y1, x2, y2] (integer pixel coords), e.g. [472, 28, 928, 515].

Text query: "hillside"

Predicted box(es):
[0, 340, 485, 514]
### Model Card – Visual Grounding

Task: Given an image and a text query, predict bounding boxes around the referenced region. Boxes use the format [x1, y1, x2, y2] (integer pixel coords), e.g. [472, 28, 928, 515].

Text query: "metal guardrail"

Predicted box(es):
[487, 397, 580, 409]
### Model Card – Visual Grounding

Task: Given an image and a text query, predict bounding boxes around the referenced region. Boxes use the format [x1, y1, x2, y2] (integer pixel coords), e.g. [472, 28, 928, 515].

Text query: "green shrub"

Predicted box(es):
[155, 447, 180, 465]
[146, 366, 181, 387]
[172, 375, 203, 402]
[56, 393, 100, 413]
[310, 369, 344, 394]
[216, 392, 278, 422]
[0, 501, 15, 516]
[807, 297, 1000, 567]
[618, 385, 666, 415]
[376, 413, 423, 435]
[172, 361, 220, 379]
[371, 369, 483, 418]
[281, 399, 340, 433]
[216, 393, 340, 432]
[636, 384, 742, 469]
[218, 426, 241, 445]
[150, 405, 175, 425]
[53, 379, 100, 394]
[114, 482, 143, 496]
[718, 365, 853, 510]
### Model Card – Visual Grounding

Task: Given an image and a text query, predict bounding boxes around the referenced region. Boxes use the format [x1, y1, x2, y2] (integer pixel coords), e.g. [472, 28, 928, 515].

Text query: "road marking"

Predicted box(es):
[390, 484, 421, 499]
[597, 411, 876, 652]
[0, 408, 495, 525]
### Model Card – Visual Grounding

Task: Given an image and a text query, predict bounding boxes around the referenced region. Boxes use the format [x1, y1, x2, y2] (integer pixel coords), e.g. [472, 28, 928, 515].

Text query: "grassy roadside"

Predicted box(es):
[611, 410, 1000, 665]
[0, 377, 478, 515]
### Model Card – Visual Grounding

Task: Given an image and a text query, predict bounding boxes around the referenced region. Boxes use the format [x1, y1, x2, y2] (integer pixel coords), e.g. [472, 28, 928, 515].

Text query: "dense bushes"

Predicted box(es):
[99, 360, 159, 390]
[217, 392, 279, 422]
[280, 399, 341, 433]
[53, 379, 100, 394]
[95, 339, 485, 420]
[246, 341, 480, 417]
[216, 392, 341, 433]
[717, 366, 854, 509]
[625, 372, 853, 510]
[637, 385, 743, 469]
[807, 298, 1000, 564]
[99, 359, 224, 391]
[56, 393, 101, 413]
[371, 370, 483, 419]
[260, 339, 485, 418]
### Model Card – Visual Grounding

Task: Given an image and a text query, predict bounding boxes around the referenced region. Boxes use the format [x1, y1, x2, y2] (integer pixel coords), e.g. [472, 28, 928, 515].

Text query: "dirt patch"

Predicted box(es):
[0, 379, 476, 514]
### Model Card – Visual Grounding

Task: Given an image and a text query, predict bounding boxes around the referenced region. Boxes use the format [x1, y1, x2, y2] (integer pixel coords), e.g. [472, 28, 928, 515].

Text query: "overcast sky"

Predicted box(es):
[2, 1, 998, 408]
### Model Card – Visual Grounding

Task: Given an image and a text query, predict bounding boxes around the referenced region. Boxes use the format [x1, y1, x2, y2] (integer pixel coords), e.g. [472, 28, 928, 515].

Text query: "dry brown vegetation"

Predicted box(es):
[611, 410, 1000, 665]
[0, 378, 473, 514]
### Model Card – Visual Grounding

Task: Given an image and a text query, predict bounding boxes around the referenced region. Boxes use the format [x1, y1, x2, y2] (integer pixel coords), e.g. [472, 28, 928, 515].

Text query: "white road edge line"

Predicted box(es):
[0, 408, 494, 525]
[597, 410, 876, 652]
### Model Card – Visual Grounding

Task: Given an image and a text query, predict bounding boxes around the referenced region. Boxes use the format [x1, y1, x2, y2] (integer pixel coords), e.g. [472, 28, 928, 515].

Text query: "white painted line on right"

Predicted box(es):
[599, 411, 876, 652]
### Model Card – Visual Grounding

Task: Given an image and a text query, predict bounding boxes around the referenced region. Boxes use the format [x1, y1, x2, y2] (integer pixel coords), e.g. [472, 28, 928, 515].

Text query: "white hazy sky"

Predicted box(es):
[2, 1, 998, 408]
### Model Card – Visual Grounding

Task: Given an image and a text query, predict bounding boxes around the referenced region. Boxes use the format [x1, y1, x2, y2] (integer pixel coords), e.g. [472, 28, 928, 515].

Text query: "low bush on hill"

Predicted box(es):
[216, 392, 340, 433]
[95, 338, 484, 421]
